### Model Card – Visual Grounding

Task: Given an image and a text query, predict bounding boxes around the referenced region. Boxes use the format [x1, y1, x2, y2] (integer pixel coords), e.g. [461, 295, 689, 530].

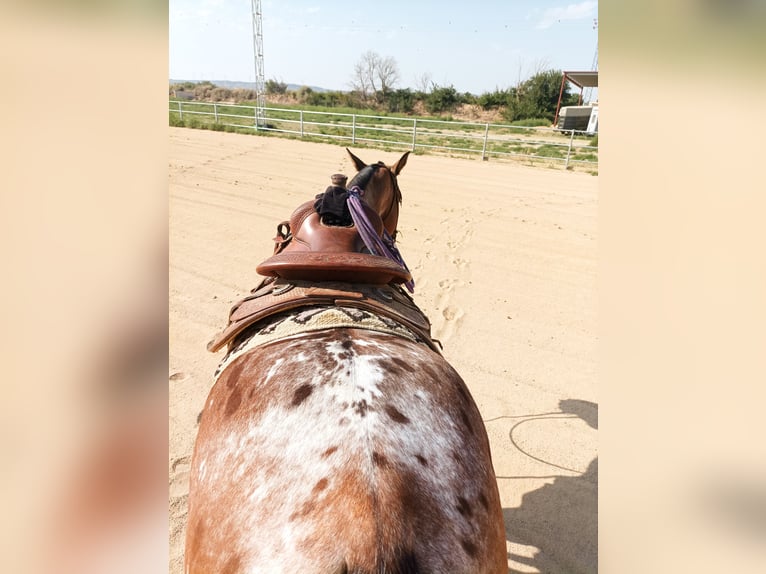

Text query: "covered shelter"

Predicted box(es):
[553, 70, 598, 126]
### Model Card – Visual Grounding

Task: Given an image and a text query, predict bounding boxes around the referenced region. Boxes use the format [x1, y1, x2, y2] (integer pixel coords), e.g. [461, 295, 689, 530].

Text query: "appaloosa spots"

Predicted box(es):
[195, 335, 501, 570]
[456, 496, 473, 518]
[291, 383, 314, 407]
[372, 451, 390, 468]
[461, 539, 478, 558]
[385, 404, 410, 424]
[312, 478, 329, 493]
[376, 356, 409, 376]
[352, 399, 369, 417]
[337, 337, 355, 362]
[321, 445, 339, 458]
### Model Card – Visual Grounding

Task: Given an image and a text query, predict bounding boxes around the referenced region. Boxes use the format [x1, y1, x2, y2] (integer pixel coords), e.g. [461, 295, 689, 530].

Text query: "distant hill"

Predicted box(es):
[169, 79, 331, 93]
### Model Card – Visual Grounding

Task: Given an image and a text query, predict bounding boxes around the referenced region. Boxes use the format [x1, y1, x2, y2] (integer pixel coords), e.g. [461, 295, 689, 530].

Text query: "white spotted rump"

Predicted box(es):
[186, 328, 506, 573]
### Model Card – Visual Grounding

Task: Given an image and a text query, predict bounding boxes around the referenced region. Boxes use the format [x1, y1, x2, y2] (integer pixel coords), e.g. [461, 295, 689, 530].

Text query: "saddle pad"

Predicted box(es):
[212, 306, 421, 383]
[207, 279, 437, 354]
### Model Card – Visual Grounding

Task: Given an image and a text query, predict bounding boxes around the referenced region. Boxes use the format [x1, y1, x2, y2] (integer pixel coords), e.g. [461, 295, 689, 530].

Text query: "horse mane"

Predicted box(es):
[348, 162, 402, 206]
[347, 164, 379, 190]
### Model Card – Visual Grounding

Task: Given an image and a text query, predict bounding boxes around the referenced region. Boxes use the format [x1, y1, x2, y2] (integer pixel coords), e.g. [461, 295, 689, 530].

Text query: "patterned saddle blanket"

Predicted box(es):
[207, 278, 440, 354]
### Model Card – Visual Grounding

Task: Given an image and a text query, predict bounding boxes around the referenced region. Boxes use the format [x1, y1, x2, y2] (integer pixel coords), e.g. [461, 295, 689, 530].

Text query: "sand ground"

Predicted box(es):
[169, 127, 597, 573]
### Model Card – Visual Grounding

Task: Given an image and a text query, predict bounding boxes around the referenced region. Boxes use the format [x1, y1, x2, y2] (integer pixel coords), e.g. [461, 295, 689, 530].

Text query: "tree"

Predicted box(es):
[265, 78, 287, 94]
[351, 51, 400, 101]
[415, 72, 433, 94]
[503, 69, 579, 122]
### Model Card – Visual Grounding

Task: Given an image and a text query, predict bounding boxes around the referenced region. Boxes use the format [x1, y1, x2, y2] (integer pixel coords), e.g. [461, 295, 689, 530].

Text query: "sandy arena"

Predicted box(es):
[169, 127, 597, 573]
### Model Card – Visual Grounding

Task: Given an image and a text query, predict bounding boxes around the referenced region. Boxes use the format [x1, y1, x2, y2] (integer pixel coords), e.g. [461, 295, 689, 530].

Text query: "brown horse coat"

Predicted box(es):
[186, 328, 506, 573]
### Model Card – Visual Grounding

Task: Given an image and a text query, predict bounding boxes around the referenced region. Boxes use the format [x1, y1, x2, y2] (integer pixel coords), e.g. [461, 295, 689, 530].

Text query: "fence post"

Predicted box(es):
[412, 118, 417, 151]
[481, 123, 490, 161]
[352, 114, 356, 144]
[178, 100, 183, 120]
[565, 129, 575, 169]
[214, 102, 218, 123]
[300, 110, 304, 137]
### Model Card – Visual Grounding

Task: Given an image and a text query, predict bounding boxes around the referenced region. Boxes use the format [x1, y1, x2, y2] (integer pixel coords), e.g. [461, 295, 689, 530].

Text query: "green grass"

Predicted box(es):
[169, 101, 598, 170]
[510, 118, 552, 127]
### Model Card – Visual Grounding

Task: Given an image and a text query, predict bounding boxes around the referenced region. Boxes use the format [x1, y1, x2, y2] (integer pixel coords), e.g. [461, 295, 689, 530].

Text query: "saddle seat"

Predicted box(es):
[256, 200, 412, 285]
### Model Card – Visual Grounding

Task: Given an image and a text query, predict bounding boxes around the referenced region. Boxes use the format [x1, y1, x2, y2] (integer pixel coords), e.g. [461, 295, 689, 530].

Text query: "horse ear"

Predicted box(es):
[346, 148, 367, 172]
[391, 151, 410, 176]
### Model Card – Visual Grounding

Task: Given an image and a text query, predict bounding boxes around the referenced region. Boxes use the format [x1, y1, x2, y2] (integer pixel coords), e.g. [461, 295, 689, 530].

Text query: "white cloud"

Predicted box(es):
[536, 1, 597, 30]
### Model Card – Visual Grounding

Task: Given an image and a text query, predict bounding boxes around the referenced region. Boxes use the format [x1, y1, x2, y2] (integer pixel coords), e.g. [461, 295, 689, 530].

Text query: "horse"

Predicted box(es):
[184, 149, 507, 573]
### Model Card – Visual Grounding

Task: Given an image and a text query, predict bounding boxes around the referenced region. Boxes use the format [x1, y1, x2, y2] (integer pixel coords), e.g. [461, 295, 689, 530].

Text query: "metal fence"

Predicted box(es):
[169, 100, 598, 170]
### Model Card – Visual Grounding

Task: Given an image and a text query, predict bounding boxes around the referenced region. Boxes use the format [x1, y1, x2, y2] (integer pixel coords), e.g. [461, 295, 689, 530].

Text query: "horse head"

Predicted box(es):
[346, 148, 410, 239]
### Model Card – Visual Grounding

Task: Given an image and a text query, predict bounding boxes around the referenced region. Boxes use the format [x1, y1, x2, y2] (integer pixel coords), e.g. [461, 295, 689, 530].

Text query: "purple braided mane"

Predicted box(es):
[346, 186, 414, 293]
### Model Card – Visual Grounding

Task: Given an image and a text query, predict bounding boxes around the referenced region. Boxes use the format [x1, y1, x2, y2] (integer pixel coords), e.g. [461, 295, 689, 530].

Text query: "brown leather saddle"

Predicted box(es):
[208, 178, 438, 354]
[256, 199, 411, 285]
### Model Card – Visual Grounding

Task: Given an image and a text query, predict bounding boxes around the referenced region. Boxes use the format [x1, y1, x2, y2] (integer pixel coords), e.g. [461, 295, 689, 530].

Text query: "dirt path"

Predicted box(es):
[169, 127, 597, 573]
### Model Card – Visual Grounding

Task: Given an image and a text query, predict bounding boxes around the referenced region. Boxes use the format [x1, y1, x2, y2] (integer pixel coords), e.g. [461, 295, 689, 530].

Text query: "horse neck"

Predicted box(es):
[363, 169, 400, 238]
[381, 199, 399, 238]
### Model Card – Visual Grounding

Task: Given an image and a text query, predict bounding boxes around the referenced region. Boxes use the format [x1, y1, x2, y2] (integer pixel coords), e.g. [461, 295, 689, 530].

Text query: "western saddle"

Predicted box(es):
[207, 175, 439, 354]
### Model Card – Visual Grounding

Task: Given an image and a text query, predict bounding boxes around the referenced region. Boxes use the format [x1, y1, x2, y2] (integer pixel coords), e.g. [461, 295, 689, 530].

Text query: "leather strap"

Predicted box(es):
[207, 278, 439, 354]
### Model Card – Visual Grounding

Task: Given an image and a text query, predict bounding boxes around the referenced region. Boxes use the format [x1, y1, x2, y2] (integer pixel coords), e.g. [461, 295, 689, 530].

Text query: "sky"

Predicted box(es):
[169, 0, 598, 95]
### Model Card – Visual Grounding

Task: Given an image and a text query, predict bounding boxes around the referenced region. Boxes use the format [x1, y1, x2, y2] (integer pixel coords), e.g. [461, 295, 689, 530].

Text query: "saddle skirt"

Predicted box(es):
[207, 278, 439, 354]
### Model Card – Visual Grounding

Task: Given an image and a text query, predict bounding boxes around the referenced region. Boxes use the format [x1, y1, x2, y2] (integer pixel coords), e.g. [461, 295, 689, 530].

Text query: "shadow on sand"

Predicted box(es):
[501, 399, 598, 573]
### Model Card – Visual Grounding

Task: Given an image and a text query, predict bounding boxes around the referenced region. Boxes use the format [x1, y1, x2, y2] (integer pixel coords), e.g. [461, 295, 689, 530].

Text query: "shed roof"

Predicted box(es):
[564, 71, 598, 88]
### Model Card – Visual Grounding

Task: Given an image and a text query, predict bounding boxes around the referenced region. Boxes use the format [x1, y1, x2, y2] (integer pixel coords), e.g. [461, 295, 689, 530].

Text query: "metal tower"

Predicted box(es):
[583, 18, 598, 104]
[251, 0, 265, 128]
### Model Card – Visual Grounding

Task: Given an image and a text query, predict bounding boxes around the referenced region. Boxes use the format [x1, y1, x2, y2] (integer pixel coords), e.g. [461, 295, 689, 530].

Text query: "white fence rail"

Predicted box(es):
[169, 100, 598, 169]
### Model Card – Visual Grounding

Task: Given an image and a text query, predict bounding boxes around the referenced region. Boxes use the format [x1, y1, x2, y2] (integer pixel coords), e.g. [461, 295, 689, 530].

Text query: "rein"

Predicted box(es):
[347, 184, 414, 293]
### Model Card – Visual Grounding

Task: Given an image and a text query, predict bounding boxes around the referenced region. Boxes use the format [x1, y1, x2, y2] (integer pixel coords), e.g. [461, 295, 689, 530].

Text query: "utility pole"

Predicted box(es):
[584, 18, 598, 104]
[251, 0, 265, 128]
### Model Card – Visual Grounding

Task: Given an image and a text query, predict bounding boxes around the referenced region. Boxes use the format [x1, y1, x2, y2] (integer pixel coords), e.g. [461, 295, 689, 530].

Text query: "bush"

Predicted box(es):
[193, 83, 214, 100]
[477, 89, 511, 110]
[210, 87, 232, 102]
[232, 88, 256, 102]
[265, 79, 287, 94]
[425, 85, 460, 114]
[385, 88, 414, 113]
[306, 90, 356, 107]
[296, 86, 313, 103]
